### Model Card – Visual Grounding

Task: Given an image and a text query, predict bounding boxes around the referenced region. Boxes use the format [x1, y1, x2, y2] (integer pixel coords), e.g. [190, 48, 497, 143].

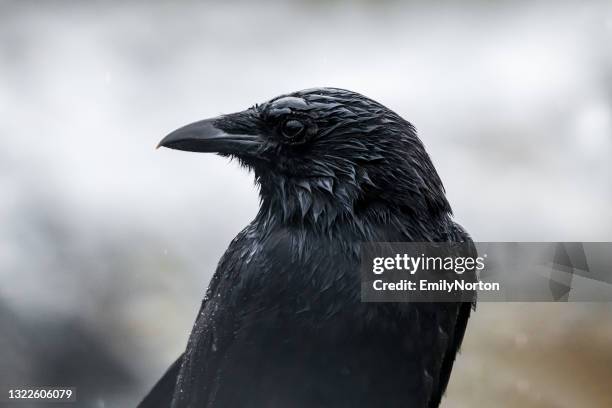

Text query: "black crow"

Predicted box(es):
[140, 88, 474, 408]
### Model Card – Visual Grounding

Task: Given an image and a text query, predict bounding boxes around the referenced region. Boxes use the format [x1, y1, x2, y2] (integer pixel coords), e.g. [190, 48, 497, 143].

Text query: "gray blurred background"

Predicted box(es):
[1, 0, 611, 407]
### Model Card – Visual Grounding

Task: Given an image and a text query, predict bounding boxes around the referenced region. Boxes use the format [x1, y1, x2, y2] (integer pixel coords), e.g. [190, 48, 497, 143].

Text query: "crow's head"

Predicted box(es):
[159, 88, 450, 225]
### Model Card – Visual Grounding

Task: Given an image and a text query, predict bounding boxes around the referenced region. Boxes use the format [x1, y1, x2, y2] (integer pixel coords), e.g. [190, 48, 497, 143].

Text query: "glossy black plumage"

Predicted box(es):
[141, 88, 474, 408]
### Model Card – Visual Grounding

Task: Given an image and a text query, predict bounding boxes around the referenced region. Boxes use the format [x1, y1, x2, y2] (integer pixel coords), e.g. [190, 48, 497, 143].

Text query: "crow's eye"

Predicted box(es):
[281, 119, 305, 140]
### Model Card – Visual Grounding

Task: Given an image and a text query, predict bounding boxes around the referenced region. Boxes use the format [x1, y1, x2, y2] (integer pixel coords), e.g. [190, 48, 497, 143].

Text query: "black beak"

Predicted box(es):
[157, 116, 261, 155]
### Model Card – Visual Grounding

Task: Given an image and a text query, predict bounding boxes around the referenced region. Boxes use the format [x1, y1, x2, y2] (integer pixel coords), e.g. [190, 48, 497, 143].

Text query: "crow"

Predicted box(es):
[140, 88, 474, 408]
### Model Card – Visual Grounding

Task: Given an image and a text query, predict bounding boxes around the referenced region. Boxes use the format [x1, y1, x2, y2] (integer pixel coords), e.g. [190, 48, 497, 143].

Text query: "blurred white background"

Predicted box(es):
[0, 0, 611, 406]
